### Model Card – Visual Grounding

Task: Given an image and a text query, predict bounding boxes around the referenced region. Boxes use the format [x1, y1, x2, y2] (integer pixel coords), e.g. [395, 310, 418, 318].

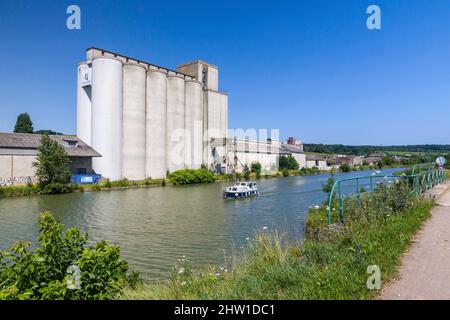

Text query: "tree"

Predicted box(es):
[33, 134, 71, 187]
[251, 162, 262, 179]
[14, 113, 34, 133]
[339, 163, 351, 172]
[279, 155, 299, 171]
[243, 164, 251, 180]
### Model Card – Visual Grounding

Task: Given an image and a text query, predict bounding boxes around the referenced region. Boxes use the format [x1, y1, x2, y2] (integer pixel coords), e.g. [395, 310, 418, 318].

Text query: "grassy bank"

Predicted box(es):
[119, 181, 434, 300]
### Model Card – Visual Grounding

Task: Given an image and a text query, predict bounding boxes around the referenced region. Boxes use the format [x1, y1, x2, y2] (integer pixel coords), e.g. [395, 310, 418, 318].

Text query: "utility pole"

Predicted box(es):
[233, 137, 238, 182]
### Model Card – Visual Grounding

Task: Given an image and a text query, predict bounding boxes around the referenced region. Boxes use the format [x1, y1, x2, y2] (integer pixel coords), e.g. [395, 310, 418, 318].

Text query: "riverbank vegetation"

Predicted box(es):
[168, 169, 215, 185]
[0, 212, 139, 299]
[119, 179, 434, 300]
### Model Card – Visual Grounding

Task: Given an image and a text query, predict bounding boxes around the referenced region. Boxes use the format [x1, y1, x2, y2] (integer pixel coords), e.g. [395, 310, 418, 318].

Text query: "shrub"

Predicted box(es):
[168, 169, 215, 185]
[282, 169, 289, 177]
[243, 165, 251, 180]
[98, 178, 112, 188]
[0, 212, 139, 300]
[279, 155, 299, 171]
[40, 183, 72, 195]
[251, 162, 262, 179]
[339, 164, 351, 172]
[0, 184, 40, 198]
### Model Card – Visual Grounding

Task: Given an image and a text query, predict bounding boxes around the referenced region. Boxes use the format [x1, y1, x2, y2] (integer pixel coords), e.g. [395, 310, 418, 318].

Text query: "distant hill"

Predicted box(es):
[303, 144, 450, 155]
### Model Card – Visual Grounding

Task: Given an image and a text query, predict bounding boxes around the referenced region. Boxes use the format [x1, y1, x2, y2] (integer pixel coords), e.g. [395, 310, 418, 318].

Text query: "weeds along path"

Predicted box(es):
[381, 180, 450, 300]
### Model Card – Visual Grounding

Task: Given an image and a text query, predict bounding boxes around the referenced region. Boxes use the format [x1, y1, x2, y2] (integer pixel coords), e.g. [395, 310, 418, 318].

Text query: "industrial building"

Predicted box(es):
[77, 48, 228, 180]
[0, 133, 100, 186]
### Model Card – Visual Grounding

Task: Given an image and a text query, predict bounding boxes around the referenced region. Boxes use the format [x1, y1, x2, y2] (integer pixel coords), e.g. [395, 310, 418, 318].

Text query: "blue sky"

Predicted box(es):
[1, 0, 449, 145]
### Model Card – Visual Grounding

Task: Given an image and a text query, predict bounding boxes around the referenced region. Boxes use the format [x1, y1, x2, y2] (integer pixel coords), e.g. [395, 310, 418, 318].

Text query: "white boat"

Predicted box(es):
[223, 181, 259, 199]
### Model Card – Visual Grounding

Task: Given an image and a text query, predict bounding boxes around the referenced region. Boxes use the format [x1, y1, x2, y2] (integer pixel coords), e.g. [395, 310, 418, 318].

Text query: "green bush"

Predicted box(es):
[243, 165, 251, 180]
[98, 178, 112, 188]
[339, 164, 351, 172]
[279, 155, 299, 171]
[0, 212, 139, 300]
[0, 185, 40, 198]
[282, 169, 289, 177]
[251, 162, 262, 179]
[168, 169, 215, 185]
[40, 183, 72, 195]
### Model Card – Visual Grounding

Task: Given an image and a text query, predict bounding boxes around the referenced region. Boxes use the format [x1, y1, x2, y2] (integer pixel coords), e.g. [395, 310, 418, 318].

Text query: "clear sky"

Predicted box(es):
[1, 0, 449, 145]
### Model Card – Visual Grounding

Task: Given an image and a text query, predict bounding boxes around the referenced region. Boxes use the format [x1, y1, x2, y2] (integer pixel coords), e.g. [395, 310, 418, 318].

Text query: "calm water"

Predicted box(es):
[0, 168, 402, 280]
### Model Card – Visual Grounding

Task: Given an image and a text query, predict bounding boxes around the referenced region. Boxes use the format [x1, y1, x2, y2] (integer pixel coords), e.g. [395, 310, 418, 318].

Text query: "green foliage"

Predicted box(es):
[0, 184, 40, 198]
[168, 169, 215, 185]
[243, 165, 251, 180]
[282, 169, 289, 177]
[14, 113, 33, 133]
[279, 155, 299, 171]
[0, 212, 139, 300]
[33, 134, 71, 188]
[40, 183, 73, 195]
[98, 178, 112, 188]
[304, 143, 450, 155]
[339, 163, 351, 172]
[251, 162, 262, 179]
[111, 178, 129, 188]
[321, 172, 335, 194]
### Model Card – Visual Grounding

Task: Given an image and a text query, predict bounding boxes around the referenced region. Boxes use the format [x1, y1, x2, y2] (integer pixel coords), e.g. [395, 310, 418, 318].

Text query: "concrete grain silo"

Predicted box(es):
[91, 57, 123, 181]
[185, 80, 203, 168]
[146, 69, 167, 179]
[76, 63, 92, 145]
[77, 48, 229, 180]
[166, 75, 186, 173]
[122, 63, 146, 181]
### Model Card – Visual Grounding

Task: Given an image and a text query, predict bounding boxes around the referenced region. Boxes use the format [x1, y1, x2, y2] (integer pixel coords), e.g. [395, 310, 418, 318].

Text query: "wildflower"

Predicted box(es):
[215, 272, 221, 276]
[245, 237, 250, 241]
[178, 267, 185, 274]
[181, 281, 187, 286]
[262, 226, 268, 230]
[314, 205, 320, 209]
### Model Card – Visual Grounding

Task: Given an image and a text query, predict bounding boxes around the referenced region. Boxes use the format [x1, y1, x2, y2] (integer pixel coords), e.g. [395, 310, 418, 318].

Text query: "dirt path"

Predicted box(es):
[381, 180, 450, 300]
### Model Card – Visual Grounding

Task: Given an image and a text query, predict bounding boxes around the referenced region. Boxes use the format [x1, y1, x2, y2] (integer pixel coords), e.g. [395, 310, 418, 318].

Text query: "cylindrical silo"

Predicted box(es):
[166, 75, 185, 173]
[122, 63, 146, 181]
[91, 57, 123, 181]
[185, 80, 203, 169]
[77, 63, 92, 145]
[146, 70, 167, 179]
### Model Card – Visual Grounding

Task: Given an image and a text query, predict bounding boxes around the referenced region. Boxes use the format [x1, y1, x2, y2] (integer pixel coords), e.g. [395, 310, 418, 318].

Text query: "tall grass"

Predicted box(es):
[119, 180, 433, 300]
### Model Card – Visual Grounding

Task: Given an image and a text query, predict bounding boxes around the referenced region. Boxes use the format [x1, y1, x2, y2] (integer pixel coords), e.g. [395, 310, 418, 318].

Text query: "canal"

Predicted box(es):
[0, 168, 402, 281]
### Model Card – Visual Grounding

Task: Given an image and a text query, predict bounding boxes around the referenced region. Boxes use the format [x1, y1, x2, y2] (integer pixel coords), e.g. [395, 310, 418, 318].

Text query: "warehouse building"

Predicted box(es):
[77, 48, 228, 180]
[0, 133, 100, 186]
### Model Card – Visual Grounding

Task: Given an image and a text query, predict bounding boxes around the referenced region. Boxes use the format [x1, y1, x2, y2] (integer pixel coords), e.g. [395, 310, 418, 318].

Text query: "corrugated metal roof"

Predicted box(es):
[0, 132, 101, 157]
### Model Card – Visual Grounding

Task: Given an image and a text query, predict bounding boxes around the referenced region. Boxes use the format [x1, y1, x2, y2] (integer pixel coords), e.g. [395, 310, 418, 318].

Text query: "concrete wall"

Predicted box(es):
[292, 153, 306, 169]
[0, 155, 96, 180]
[0, 155, 36, 179]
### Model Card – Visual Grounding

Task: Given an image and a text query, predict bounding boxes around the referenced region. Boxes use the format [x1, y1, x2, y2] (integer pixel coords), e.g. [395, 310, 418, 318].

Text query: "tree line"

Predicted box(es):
[304, 143, 450, 155]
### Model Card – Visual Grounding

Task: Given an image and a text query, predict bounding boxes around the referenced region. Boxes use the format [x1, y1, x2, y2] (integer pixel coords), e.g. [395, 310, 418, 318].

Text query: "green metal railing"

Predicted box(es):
[327, 166, 445, 225]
